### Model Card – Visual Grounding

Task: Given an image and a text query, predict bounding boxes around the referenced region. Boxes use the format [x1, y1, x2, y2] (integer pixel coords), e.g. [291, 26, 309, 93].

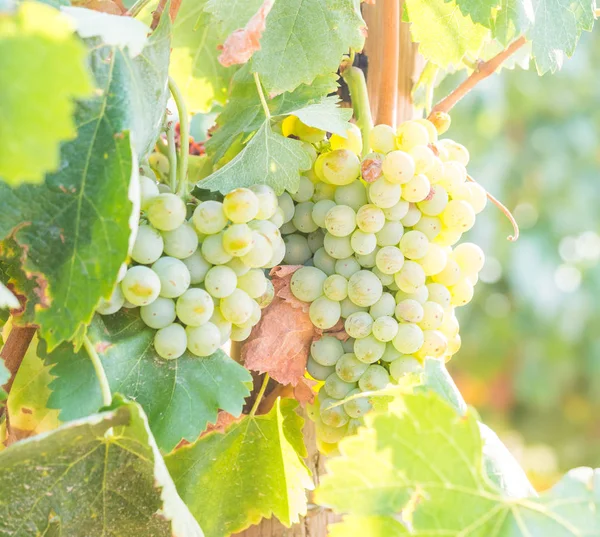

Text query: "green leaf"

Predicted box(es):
[41, 310, 252, 452]
[404, 0, 489, 67]
[290, 96, 353, 136]
[0, 357, 8, 401]
[250, 0, 365, 94]
[170, 0, 233, 113]
[199, 121, 311, 195]
[317, 392, 600, 536]
[450, 0, 500, 27]
[205, 0, 263, 33]
[491, 0, 534, 45]
[166, 399, 313, 537]
[422, 357, 468, 415]
[0, 399, 203, 536]
[0, 1, 92, 186]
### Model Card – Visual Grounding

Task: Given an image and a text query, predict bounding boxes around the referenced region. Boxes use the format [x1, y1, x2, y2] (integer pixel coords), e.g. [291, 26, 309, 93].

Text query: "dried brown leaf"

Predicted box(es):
[294, 378, 317, 405]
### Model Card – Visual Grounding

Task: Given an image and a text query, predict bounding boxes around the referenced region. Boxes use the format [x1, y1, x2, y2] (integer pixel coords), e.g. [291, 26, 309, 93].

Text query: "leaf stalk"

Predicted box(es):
[341, 64, 373, 157]
[253, 72, 271, 120]
[249, 374, 270, 417]
[168, 76, 190, 198]
[83, 335, 112, 407]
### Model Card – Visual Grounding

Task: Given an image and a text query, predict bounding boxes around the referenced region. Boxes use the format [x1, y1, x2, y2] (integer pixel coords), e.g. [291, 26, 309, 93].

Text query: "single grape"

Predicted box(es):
[186, 322, 221, 357]
[375, 221, 404, 247]
[323, 274, 348, 301]
[335, 181, 368, 211]
[313, 247, 336, 275]
[320, 149, 360, 185]
[283, 234, 312, 265]
[414, 118, 439, 142]
[433, 226, 463, 247]
[426, 283, 452, 309]
[149, 152, 170, 178]
[372, 316, 398, 342]
[383, 200, 410, 221]
[466, 182, 487, 213]
[330, 123, 362, 155]
[399, 230, 429, 260]
[312, 200, 337, 228]
[449, 279, 474, 306]
[121, 265, 161, 306]
[389, 356, 423, 381]
[140, 296, 176, 329]
[354, 335, 386, 364]
[401, 203, 422, 227]
[369, 292, 396, 318]
[355, 204, 385, 233]
[396, 121, 430, 151]
[317, 421, 348, 444]
[354, 247, 379, 269]
[278, 192, 295, 223]
[344, 311, 373, 339]
[222, 224, 254, 257]
[418, 243, 448, 276]
[342, 338, 355, 353]
[335, 352, 369, 383]
[347, 270, 383, 308]
[147, 193, 187, 231]
[432, 258, 461, 286]
[236, 269, 268, 299]
[340, 297, 368, 318]
[230, 324, 253, 342]
[256, 278, 275, 309]
[418, 185, 448, 216]
[358, 364, 390, 392]
[307, 230, 325, 253]
[151, 257, 190, 299]
[395, 285, 429, 305]
[269, 207, 285, 228]
[250, 184, 278, 220]
[311, 336, 344, 366]
[370, 124, 396, 154]
[293, 201, 319, 233]
[139, 175, 159, 210]
[249, 220, 282, 246]
[325, 205, 357, 237]
[392, 323, 424, 354]
[402, 173, 431, 203]
[162, 222, 199, 259]
[201, 233, 233, 265]
[307, 356, 335, 381]
[223, 188, 259, 223]
[334, 256, 361, 279]
[416, 329, 447, 359]
[343, 389, 373, 418]
[324, 373, 356, 399]
[313, 181, 337, 202]
[309, 296, 341, 329]
[204, 266, 237, 298]
[320, 397, 350, 427]
[350, 229, 376, 255]
[414, 216, 442, 240]
[395, 299, 424, 323]
[192, 201, 228, 235]
[324, 233, 353, 260]
[154, 323, 187, 360]
[225, 256, 251, 277]
[409, 145, 435, 174]
[419, 301, 445, 330]
[368, 178, 401, 209]
[241, 232, 273, 268]
[96, 285, 125, 315]
[211, 308, 233, 344]
[381, 343, 402, 363]
[441, 200, 476, 232]
[394, 260, 426, 293]
[175, 288, 214, 326]
[452, 243, 485, 275]
[372, 266, 394, 286]
[291, 266, 328, 302]
[131, 225, 164, 265]
[382, 150, 415, 184]
[375, 246, 405, 275]
[438, 139, 470, 166]
[220, 289, 255, 325]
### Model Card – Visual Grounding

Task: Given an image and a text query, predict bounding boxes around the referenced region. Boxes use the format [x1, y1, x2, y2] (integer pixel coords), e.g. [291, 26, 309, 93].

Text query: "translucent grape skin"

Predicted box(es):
[131, 225, 164, 265]
[186, 322, 221, 357]
[176, 288, 214, 326]
[96, 286, 125, 315]
[323, 274, 348, 301]
[202, 233, 233, 265]
[358, 364, 390, 392]
[324, 373, 357, 399]
[222, 223, 254, 257]
[220, 289, 255, 325]
[320, 397, 350, 427]
[344, 389, 373, 418]
[311, 336, 344, 366]
[309, 296, 341, 329]
[154, 323, 187, 360]
[335, 353, 368, 383]
[291, 266, 328, 302]
[223, 188, 260, 223]
[147, 193, 187, 231]
[204, 265, 238, 298]
[141, 296, 176, 329]
[325, 205, 356, 237]
[283, 234, 312, 265]
[151, 257, 190, 298]
[121, 266, 161, 306]
[182, 250, 212, 284]
[347, 270, 383, 307]
[320, 149, 360, 186]
[307, 356, 335, 380]
[161, 222, 199, 260]
[237, 269, 268, 299]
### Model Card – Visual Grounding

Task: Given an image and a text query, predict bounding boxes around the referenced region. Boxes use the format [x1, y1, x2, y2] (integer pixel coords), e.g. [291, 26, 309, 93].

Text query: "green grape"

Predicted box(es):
[192, 200, 228, 235]
[175, 288, 214, 326]
[355, 204, 385, 233]
[418, 185, 448, 216]
[355, 247, 379, 268]
[433, 226, 463, 247]
[394, 261, 426, 293]
[278, 192, 295, 223]
[147, 193, 187, 231]
[283, 223, 299, 236]
[400, 204, 422, 227]
[330, 123, 362, 155]
[441, 200, 476, 232]
[414, 118, 439, 142]
[324, 373, 356, 399]
[186, 322, 221, 357]
[295, 121, 326, 143]
[230, 324, 253, 342]
[226, 256, 251, 277]
[343, 389, 373, 418]
[414, 216, 442, 240]
[325, 205, 356, 237]
[140, 296, 176, 329]
[344, 311, 373, 339]
[358, 364, 390, 392]
[313, 181, 337, 202]
[418, 243, 448, 276]
[149, 152, 170, 178]
[375, 221, 404, 247]
[381, 343, 402, 363]
[452, 242, 485, 275]
[369, 292, 396, 318]
[354, 335, 386, 364]
[307, 356, 335, 380]
[409, 145, 435, 174]
[269, 207, 285, 228]
[324, 233, 353, 260]
[311, 335, 344, 366]
[389, 356, 423, 381]
[392, 323, 424, 354]
[223, 188, 260, 223]
[399, 230, 429, 260]
[139, 175, 159, 210]
[340, 297, 367, 318]
[396, 120, 430, 151]
[395, 284, 429, 305]
[419, 301, 444, 330]
[151, 257, 190, 299]
[466, 182, 487, 213]
[157, 184, 172, 194]
[350, 229, 376, 255]
[210, 308, 233, 344]
[368, 178, 401, 209]
[283, 234, 312, 265]
[342, 338, 355, 353]
[438, 139, 469, 166]
[162, 222, 199, 260]
[370, 124, 396, 154]
[309, 296, 341, 329]
[426, 283, 452, 309]
[334, 256, 361, 279]
[96, 286, 125, 315]
[121, 265, 161, 306]
[416, 329, 447, 359]
[372, 266, 394, 286]
[446, 333, 462, 356]
[256, 279, 275, 309]
[154, 323, 187, 360]
[347, 270, 383, 307]
[204, 266, 237, 298]
[335, 353, 369, 383]
[402, 173, 431, 203]
[220, 288, 254, 325]
[323, 274, 348, 301]
[250, 184, 278, 220]
[235, 299, 262, 329]
[312, 200, 337, 228]
[131, 225, 164, 265]
[449, 279, 474, 306]
[241, 232, 273, 268]
[381, 150, 415, 184]
[236, 268, 268, 299]
[432, 258, 461, 286]
[383, 200, 409, 221]
[222, 223, 254, 257]
[317, 421, 348, 444]
[375, 246, 404, 275]
[427, 156, 445, 183]
[320, 397, 350, 427]
[202, 233, 233, 265]
[372, 316, 398, 342]
[293, 201, 318, 233]
[290, 266, 327, 302]
[395, 299, 424, 323]
[250, 220, 282, 246]
[313, 247, 336, 275]
[335, 181, 368, 211]
[307, 230, 325, 253]
[321, 149, 360, 185]
[266, 240, 286, 268]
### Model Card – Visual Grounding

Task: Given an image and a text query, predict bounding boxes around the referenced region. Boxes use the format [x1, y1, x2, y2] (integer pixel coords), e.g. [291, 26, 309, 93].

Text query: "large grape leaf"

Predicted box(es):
[166, 399, 313, 537]
[199, 121, 311, 195]
[449, 0, 500, 27]
[40, 310, 252, 452]
[317, 392, 600, 536]
[491, 0, 535, 45]
[204, 0, 263, 34]
[0, 1, 93, 186]
[0, 398, 203, 537]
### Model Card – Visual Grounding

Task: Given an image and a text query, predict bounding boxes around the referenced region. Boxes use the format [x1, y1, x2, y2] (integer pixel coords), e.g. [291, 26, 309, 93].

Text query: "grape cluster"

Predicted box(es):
[96, 181, 281, 360]
[281, 117, 486, 446]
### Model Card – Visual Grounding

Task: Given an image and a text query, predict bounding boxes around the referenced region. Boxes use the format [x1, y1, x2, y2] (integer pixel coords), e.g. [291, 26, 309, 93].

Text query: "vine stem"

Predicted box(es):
[83, 335, 112, 407]
[341, 63, 374, 157]
[428, 36, 527, 118]
[378, 0, 400, 126]
[168, 77, 190, 198]
[166, 119, 178, 192]
[253, 72, 271, 120]
[249, 374, 270, 417]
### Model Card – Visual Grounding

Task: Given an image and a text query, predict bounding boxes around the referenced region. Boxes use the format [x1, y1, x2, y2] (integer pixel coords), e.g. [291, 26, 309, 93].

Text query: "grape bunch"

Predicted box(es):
[96, 179, 281, 360]
[280, 116, 487, 447]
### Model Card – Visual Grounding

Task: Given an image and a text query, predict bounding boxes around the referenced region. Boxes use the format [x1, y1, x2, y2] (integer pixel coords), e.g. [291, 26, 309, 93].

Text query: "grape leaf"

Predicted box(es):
[317, 392, 600, 536]
[449, 0, 500, 27]
[0, 1, 93, 186]
[491, 0, 535, 45]
[204, 0, 263, 34]
[166, 398, 313, 537]
[40, 310, 252, 452]
[289, 96, 353, 136]
[404, 0, 489, 67]
[199, 121, 311, 195]
[0, 398, 203, 537]
[170, 0, 232, 113]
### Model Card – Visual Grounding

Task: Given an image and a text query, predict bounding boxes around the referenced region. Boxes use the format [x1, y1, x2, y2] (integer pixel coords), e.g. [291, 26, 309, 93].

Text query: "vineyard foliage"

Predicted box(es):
[0, 0, 598, 536]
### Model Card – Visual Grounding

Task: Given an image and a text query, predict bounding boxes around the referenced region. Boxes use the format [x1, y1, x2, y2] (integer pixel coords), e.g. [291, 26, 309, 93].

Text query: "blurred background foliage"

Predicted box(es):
[439, 30, 600, 489]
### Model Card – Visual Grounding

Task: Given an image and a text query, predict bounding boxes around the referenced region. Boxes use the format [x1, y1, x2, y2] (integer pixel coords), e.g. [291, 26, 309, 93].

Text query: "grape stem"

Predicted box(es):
[249, 373, 270, 417]
[428, 36, 527, 119]
[253, 72, 271, 120]
[168, 76, 190, 198]
[83, 335, 112, 407]
[467, 175, 520, 242]
[166, 118, 178, 192]
[341, 63, 374, 158]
